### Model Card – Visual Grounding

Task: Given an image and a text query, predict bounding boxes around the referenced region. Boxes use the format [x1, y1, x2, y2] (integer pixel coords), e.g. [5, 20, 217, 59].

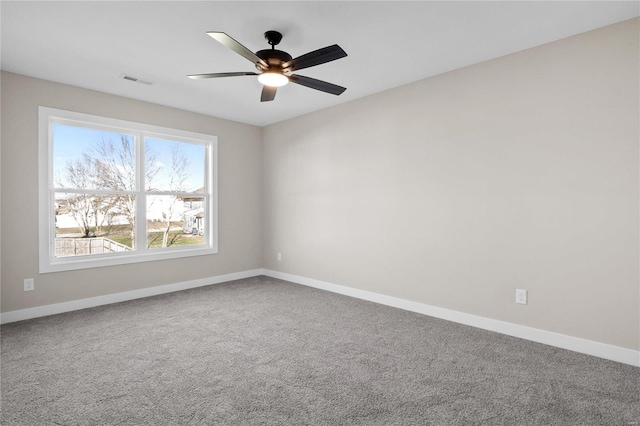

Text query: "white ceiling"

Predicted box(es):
[2, 1, 638, 127]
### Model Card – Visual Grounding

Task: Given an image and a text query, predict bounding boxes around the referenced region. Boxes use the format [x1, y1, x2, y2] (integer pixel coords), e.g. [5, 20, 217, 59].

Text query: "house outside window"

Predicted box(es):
[39, 107, 218, 273]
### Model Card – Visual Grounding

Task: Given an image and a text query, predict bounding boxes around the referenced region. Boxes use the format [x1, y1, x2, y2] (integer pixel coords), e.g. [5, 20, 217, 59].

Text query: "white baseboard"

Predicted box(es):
[3, 268, 638, 367]
[0, 269, 264, 324]
[263, 269, 640, 367]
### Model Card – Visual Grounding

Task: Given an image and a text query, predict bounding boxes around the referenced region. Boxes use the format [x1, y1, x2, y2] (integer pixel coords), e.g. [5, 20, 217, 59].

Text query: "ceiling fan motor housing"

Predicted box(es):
[256, 49, 292, 70]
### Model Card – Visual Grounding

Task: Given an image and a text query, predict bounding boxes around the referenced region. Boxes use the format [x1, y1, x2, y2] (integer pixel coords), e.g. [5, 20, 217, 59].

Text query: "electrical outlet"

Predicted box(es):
[277, 252, 282, 261]
[24, 278, 35, 292]
[515, 289, 527, 305]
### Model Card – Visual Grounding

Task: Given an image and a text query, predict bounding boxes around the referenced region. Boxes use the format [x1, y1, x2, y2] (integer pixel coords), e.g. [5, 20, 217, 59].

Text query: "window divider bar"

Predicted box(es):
[136, 134, 146, 252]
[144, 191, 206, 197]
[52, 188, 138, 196]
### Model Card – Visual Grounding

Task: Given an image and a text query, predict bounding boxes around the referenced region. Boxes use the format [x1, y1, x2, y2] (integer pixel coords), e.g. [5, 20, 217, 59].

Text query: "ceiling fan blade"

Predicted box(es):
[207, 32, 269, 69]
[261, 85, 277, 102]
[187, 72, 258, 79]
[283, 45, 347, 72]
[288, 74, 346, 96]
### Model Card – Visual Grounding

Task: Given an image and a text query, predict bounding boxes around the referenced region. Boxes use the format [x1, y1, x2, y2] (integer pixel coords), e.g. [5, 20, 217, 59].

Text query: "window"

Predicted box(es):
[39, 107, 218, 273]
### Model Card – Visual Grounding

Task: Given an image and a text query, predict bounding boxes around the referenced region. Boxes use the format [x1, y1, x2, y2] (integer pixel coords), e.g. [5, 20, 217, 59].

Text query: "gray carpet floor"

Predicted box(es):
[1, 276, 639, 425]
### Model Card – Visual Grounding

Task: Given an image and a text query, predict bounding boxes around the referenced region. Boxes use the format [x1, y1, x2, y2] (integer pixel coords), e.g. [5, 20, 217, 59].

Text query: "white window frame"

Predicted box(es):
[38, 106, 218, 273]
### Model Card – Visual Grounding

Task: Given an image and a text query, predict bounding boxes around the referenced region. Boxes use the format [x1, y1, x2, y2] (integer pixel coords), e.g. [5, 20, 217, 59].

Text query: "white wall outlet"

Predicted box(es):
[24, 278, 35, 292]
[277, 252, 282, 261]
[515, 289, 527, 305]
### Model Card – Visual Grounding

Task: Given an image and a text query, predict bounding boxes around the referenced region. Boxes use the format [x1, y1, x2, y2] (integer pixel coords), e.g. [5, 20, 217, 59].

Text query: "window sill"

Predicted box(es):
[40, 246, 219, 274]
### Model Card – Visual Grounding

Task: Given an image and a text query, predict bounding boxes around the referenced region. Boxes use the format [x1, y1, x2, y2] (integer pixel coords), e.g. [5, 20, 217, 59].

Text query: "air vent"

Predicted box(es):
[119, 74, 152, 85]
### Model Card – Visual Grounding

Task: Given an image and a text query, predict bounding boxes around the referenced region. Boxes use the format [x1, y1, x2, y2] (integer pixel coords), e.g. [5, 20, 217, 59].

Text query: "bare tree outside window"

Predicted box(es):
[56, 158, 100, 238]
[57, 135, 135, 246]
[146, 140, 196, 249]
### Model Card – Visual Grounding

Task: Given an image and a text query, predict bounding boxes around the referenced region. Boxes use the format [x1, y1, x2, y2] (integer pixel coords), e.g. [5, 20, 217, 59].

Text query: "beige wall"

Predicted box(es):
[1, 72, 263, 312]
[263, 19, 640, 350]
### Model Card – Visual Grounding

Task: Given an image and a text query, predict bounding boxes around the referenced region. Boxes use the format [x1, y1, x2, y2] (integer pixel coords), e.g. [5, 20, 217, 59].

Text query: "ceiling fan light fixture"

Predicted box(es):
[258, 72, 289, 87]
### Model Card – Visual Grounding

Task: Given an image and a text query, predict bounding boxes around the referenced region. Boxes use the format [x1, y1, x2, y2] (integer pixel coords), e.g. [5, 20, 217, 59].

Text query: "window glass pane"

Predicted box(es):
[147, 195, 205, 249]
[145, 138, 205, 193]
[53, 123, 136, 191]
[54, 193, 136, 257]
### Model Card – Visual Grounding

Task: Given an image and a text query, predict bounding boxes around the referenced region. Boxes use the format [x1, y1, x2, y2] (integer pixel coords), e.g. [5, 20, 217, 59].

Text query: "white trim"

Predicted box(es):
[3, 268, 637, 367]
[208, 141, 219, 253]
[263, 269, 640, 367]
[42, 246, 220, 273]
[0, 269, 264, 324]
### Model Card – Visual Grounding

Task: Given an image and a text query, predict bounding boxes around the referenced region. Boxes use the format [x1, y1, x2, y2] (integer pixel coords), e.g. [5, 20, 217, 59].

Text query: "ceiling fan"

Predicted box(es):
[188, 30, 347, 102]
